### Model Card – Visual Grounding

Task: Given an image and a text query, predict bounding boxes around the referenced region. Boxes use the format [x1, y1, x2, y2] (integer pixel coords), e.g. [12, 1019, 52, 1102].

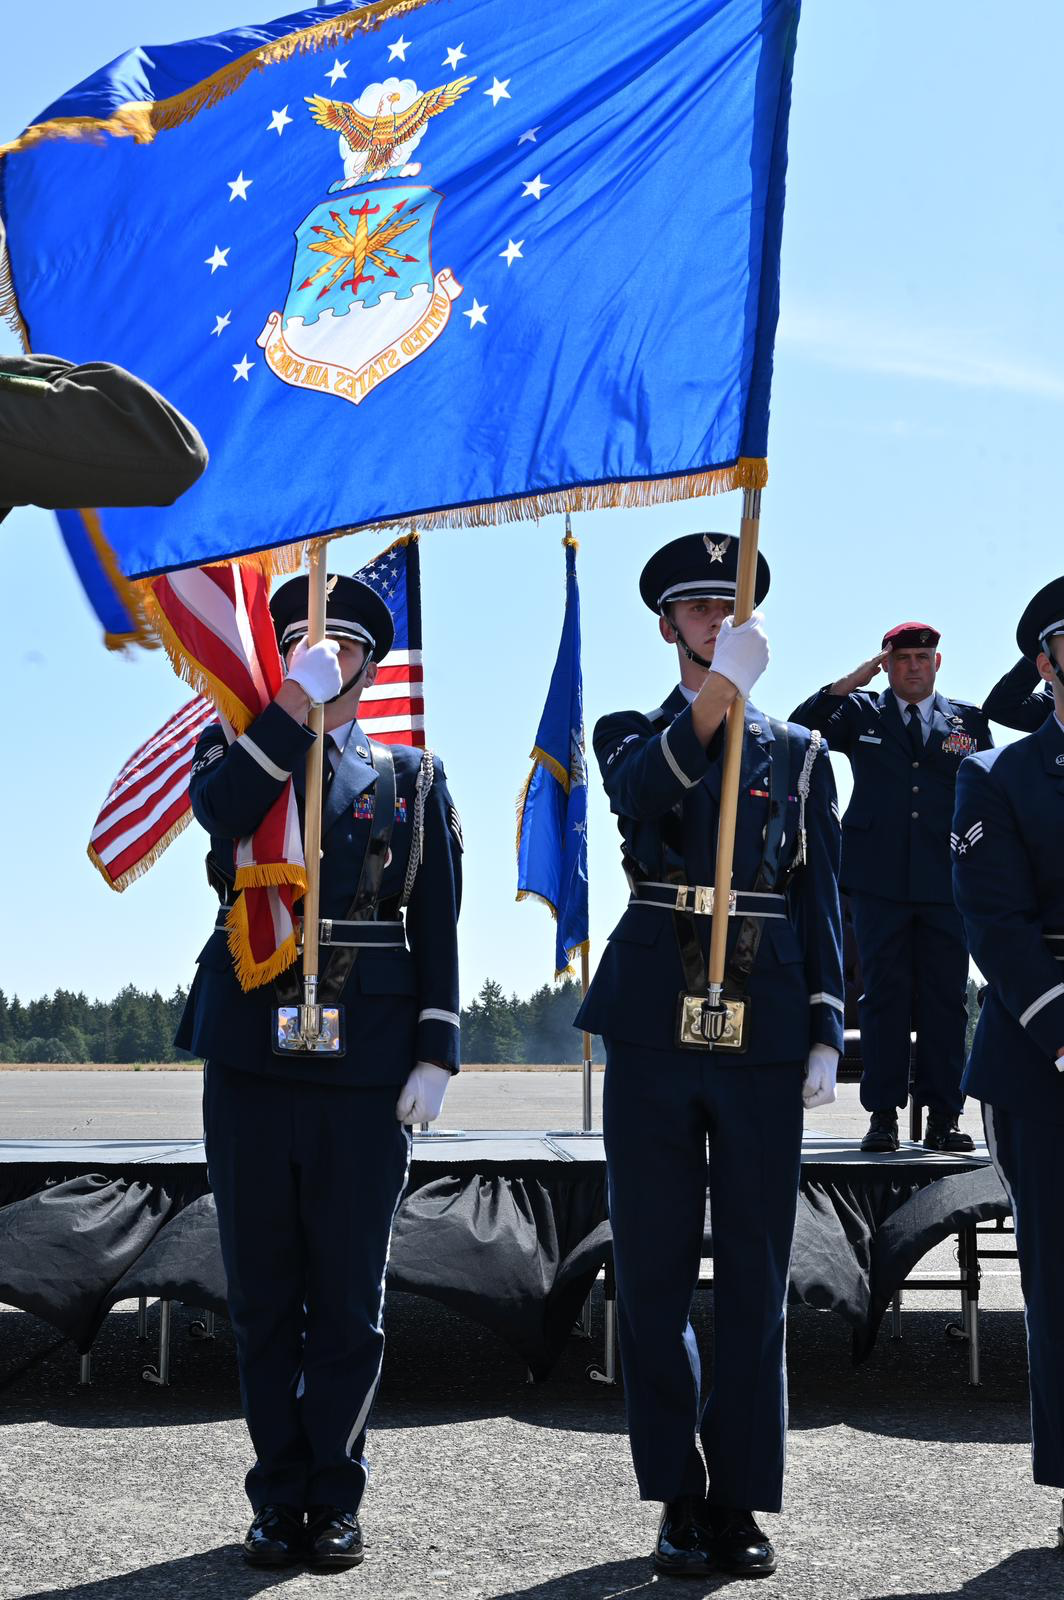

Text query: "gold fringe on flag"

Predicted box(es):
[224, 892, 302, 991]
[79, 508, 159, 649]
[139, 583, 260, 735]
[360, 458, 769, 538]
[0, 0, 445, 158]
[86, 809, 195, 893]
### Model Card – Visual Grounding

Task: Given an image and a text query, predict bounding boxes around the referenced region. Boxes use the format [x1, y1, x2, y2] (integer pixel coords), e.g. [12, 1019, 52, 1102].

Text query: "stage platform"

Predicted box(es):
[0, 1131, 1007, 1389]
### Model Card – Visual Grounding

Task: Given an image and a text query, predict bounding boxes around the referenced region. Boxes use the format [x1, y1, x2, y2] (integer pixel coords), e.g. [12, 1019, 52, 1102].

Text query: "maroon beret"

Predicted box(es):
[881, 621, 940, 650]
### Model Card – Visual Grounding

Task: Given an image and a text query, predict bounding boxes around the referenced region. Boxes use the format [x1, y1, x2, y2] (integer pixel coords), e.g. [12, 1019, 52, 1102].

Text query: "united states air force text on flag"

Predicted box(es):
[0, 0, 801, 599]
[517, 537, 588, 979]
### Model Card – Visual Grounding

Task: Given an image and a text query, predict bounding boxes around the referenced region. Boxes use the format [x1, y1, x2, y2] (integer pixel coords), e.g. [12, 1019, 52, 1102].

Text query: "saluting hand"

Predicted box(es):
[286, 637, 344, 705]
[829, 647, 891, 697]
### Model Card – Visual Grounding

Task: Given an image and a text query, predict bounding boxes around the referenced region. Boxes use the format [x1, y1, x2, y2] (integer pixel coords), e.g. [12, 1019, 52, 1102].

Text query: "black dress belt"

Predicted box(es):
[214, 912, 406, 948]
[630, 882, 787, 917]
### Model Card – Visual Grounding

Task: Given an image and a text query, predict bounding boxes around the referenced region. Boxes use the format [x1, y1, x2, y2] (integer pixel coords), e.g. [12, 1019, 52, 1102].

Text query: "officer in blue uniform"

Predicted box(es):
[177, 574, 462, 1571]
[983, 655, 1054, 732]
[577, 533, 844, 1579]
[954, 577, 1064, 1548]
[791, 625, 992, 1152]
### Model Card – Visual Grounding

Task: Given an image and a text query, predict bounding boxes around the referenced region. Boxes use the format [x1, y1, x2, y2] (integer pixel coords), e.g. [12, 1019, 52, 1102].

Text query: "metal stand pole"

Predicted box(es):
[136, 1295, 148, 1340]
[705, 489, 762, 1014]
[79, 1353, 92, 1386]
[580, 945, 593, 1133]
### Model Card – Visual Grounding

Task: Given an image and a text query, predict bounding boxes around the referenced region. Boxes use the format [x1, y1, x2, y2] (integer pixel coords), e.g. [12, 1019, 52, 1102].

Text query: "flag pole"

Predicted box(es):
[580, 944, 593, 1133]
[705, 487, 761, 1015]
[299, 540, 328, 1035]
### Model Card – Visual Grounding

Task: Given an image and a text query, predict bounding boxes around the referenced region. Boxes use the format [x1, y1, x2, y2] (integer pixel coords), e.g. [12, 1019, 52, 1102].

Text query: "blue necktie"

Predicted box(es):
[906, 703, 924, 756]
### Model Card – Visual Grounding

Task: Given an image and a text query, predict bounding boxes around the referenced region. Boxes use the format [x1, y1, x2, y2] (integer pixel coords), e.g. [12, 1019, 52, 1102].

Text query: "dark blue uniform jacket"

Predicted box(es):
[789, 687, 992, 904]
[575, 687, 845, 1064]
[176, 702, 462, 1086]
[953, 715, 1064, 1123]
[982, 657, 1054, 733]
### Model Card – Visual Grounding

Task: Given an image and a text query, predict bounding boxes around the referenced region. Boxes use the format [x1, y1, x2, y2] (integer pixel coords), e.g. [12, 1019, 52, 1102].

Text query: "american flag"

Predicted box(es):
[89, 534, 425, 891]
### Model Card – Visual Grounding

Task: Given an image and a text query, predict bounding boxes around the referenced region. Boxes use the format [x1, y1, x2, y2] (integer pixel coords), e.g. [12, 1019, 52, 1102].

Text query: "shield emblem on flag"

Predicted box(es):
[258, 184, 462, 407]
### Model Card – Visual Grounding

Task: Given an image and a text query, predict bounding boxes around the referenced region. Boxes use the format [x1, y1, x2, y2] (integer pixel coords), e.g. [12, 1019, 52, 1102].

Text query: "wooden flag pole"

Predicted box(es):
[299, 541, 329, 1032]
[705, 487, 762, 1011]
[581, 944, 593, 1133]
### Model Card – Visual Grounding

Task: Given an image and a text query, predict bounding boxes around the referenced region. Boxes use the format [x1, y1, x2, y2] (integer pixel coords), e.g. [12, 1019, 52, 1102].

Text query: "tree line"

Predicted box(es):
[0, 978, 603, 1065]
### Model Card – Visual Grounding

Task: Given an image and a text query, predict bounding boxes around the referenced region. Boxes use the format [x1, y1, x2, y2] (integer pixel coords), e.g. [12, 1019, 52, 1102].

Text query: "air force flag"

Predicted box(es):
[1, 0, 801, 588]
[517, 537, 588, 978]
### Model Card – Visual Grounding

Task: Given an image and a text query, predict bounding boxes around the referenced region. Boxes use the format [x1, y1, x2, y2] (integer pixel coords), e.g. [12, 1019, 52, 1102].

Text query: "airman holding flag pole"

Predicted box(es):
[577, 519, 844, 1579]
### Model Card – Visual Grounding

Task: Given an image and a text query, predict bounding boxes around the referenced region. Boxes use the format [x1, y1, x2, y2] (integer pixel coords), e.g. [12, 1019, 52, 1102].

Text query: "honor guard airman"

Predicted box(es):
[953, 577, 1064, 1547]
[791, 625, 992, 1153]
[176, 573, 462, 1570]
[577, 533, 844, 1579]
[0, 351, 207, 517]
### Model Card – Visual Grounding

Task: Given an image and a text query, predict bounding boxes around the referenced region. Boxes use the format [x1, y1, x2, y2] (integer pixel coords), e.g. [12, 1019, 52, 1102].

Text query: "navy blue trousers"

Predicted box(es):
[850, 892, 969, 1116]
[984, 1102, 1064, 1488]
[603, 1040, 804, 1511]
[203, 1063, 411, 1513]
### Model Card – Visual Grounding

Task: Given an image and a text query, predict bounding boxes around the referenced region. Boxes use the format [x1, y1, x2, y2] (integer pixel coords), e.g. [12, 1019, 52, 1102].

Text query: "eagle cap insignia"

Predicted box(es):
[703, 536, 730, 564]
[258, 75, 473, 406]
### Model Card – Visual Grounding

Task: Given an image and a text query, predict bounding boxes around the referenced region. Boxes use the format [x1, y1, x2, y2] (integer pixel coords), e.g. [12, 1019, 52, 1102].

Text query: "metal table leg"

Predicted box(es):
[79, 1353, 92, 1386]
[142, 1300, 172, 1386]
[891, 1290, 903, 1339]
[136, 1296, 148, 1341]
[588, 1259, 618, 1385]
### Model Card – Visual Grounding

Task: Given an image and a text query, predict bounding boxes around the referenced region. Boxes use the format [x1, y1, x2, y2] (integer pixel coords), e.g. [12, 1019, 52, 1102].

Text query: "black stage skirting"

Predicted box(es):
[0, 1132, 1004, 1379]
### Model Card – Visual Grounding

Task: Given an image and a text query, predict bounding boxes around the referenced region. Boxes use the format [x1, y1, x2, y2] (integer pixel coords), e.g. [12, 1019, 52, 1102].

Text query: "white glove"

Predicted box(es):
[802, 1043, 839, 1109]
[396, 1062, 451, 1124]
[287, 637, 343, 704]
[709, 610, 770, 699]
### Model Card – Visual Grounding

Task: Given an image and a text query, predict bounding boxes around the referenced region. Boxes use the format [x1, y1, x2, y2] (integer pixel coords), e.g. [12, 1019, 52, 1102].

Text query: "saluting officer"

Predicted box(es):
[177, 574, 462, 1571]
[982, 655, 1054, 733]
[791, 625, 992, 1153]
[577, 533, 844, 1580]
[0, 351, 207, 516]
[952, 577, 1064, 1547]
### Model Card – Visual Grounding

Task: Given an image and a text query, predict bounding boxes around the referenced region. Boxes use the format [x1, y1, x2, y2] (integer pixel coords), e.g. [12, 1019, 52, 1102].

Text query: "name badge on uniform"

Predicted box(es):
[858, 734, 881, 744]
[941, 731, 975, 756]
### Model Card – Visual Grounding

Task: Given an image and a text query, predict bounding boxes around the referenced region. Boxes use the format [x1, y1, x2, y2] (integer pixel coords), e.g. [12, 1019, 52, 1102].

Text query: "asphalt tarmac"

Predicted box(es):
[0, 1072, 931, 1143]
[0, 1076, 1047, 1600]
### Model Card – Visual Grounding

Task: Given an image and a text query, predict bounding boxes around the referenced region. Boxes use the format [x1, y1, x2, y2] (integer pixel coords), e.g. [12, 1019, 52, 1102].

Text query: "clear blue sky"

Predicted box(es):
[3, 2, 1062, 1005]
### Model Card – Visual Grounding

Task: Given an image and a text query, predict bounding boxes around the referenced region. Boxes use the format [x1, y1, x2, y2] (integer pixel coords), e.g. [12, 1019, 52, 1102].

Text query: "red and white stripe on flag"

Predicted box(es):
[89, 696, 215, 890]
[89, 583, 426, 891]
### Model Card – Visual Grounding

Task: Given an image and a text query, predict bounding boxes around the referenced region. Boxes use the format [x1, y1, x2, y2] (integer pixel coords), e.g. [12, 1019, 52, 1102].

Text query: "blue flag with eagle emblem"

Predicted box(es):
[1, 0, 800, 594]
[516, 536, 588, 978]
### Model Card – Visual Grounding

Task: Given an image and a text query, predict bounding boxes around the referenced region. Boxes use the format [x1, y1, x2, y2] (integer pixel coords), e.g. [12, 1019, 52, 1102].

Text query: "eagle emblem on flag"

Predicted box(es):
[258, 75, 471, 406]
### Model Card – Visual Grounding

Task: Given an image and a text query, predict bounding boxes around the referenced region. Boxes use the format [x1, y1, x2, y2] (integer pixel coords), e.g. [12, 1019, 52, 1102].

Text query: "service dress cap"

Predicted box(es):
[638, 532, 770, 613]
[270, 573, 395, 662]
[0, 353, 207, 521]
[881, 621, 940, 650]
[1016, 577, 1064, 661]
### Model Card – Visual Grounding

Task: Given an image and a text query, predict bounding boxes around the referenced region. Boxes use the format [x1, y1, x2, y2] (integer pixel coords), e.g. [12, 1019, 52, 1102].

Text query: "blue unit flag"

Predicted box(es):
[1, 0, 800, 585]
[517, 537, 588, 978]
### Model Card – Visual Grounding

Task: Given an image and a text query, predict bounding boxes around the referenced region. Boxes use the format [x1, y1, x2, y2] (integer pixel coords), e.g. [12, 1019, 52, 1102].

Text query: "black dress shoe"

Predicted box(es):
[861, 1110, 899, 1152]
[307, 1505, 364, 1569]
[242, 1504, 304, 1567]
[923, 1111, 975, 1152]
[704, 1506, 776, 1577]
[652, 1497, 714, 1576]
